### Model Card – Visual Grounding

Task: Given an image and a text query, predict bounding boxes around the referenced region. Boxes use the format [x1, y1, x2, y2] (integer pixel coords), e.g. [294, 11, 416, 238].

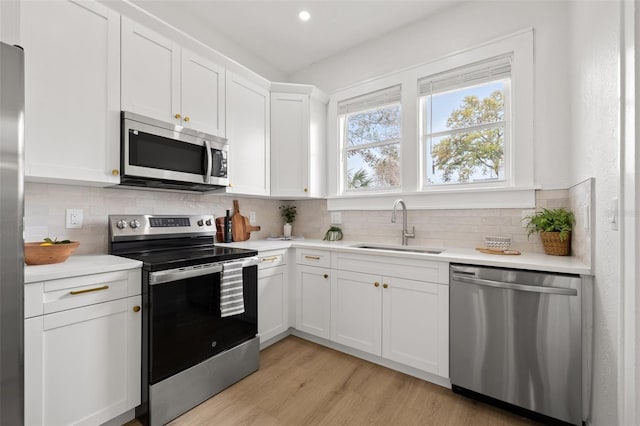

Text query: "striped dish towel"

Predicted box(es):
[220, 261, 244, 317]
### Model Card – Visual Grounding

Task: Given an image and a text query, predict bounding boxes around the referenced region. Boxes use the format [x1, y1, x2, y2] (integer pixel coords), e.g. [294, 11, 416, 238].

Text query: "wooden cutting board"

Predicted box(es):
[475, 247, 521, 255]
[231, 199, 261, 242]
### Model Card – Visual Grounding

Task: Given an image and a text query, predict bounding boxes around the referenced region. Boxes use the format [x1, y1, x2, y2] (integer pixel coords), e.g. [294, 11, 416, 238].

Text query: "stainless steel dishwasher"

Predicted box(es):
[450, 264, 592, 426]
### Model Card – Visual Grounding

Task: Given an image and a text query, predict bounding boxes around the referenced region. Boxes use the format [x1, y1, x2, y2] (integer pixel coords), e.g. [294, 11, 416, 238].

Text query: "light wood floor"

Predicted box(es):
[130, 336, 538, 425]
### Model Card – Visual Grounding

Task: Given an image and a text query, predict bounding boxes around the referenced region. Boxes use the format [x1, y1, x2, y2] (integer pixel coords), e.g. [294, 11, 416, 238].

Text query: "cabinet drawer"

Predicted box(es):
[296, 249, 331, 268]
[258, 250, 287, 270]
[25, 269, 141, 318]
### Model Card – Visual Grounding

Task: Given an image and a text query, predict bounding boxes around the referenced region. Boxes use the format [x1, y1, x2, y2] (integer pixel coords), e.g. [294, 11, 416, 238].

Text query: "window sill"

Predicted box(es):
[326, 186, 539, 211]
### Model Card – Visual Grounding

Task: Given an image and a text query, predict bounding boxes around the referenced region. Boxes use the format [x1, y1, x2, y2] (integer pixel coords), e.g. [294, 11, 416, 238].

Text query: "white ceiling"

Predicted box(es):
[131, 1, 464, 76]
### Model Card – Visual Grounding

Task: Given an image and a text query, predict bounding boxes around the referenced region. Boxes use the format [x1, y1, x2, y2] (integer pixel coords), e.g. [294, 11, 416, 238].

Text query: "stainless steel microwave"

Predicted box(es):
[120, 111, 228, 192]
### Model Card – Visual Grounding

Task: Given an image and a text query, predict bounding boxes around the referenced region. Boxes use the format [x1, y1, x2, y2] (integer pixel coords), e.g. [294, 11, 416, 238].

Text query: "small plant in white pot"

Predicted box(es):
[279, 204, 296, 238]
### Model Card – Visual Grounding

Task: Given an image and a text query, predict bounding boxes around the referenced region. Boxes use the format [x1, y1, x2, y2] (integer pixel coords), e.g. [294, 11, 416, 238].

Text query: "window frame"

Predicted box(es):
[325, 29, 534, 211]
[340, 100, 403, 193]
[419, 76, 512, 189]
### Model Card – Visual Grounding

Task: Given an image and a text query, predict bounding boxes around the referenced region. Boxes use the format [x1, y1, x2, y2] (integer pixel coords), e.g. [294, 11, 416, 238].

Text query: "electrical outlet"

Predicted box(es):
[249, 211, 256, 225]
[330, 212, 342, 225]
[66, 208, 83, 229]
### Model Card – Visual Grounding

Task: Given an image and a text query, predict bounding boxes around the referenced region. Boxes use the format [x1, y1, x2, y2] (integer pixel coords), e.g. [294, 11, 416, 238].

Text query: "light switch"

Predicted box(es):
[330, 212, 342, 225]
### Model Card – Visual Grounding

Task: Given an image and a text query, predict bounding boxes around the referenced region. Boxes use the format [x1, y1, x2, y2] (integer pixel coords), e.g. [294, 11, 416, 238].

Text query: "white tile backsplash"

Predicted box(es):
[24, 181, 593, 262]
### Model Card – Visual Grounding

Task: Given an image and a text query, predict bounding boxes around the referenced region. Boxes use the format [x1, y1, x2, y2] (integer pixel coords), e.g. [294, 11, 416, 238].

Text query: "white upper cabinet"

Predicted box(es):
[121, 17, 225, 137]
[21, 0, 121, 185]
[270, 83, 328, 198]
[226, 72, 270, 196]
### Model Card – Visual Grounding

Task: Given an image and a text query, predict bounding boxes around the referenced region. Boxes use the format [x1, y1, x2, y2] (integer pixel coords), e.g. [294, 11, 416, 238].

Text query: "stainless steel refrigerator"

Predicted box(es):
[0, 41, 25, 425]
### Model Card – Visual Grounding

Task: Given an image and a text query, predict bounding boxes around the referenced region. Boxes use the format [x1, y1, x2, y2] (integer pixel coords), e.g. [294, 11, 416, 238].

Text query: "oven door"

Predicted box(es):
[147, 260, 257, 384]
[122, 116, 228, 187]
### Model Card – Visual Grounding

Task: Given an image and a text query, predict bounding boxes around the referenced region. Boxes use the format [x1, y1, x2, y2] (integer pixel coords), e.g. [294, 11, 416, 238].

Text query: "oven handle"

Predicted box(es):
[149, 262, 223, 285]
[148, 256, 260, 285]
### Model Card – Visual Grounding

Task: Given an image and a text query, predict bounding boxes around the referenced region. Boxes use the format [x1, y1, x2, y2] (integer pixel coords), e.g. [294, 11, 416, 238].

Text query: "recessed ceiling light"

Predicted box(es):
[298, 10, 311, 22]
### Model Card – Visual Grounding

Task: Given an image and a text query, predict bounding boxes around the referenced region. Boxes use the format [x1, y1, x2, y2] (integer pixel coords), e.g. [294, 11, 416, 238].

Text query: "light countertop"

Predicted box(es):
[24, 255, 142, 283]
[218, 240, 592, 275]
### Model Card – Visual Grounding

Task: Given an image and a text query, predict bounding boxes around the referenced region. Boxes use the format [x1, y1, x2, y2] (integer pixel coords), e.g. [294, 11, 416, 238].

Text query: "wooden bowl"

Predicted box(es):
[24, 242, 80, 265]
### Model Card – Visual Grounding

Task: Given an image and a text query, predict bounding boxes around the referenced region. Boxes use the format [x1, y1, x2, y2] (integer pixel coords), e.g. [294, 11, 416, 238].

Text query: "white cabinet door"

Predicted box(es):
[331, 270, 382, 355]
[25, 296, 142, 426]
[226, 72, 270, 196]
[270, 86, 327, 198]
[258, 265, 288, 343]
[121, 16, 181, 125]
[181, 49, 225, 136]
[382, 277, 449, 376]
[271, 93, 309, 197]
[296, 265, 331, 339]
[21, 0, 120, 185]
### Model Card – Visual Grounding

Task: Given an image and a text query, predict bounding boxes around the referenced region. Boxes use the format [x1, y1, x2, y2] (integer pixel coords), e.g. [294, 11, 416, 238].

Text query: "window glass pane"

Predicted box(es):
[347, 104, 401, 147]
[426, 127, 505, 185]
[428, 81, 505, 134]
[347, 144, 400, 189]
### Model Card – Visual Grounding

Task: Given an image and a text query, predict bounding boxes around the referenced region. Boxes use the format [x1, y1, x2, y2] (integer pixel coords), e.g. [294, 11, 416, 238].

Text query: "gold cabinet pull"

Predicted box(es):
[383, 283, 388, 289]
[304, 255, 321, 260]
[111, 169, 119, 176]
[184, 116, 190, 122]
[70, 285, 109, 295]
[175, 113, 181, 119]
[304, 188, 308, 192]
[261, 256, 278, 262]
[323, 274, 329, 279]
[133, 305, 141, 313]
[374, 282, 380, 287]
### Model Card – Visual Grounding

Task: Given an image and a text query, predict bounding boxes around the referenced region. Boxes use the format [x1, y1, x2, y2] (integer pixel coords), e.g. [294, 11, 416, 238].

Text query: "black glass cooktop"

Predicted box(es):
[118, 246, 257, 272]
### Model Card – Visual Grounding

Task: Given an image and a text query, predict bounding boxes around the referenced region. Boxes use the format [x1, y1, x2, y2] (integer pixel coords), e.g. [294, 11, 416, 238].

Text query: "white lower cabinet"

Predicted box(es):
[258, 250, 289, 345]
[381, 276, 448, 376]
[327, 251, 449, 378]
[296, 265, 331, 339]
[25, 269, 141, 426]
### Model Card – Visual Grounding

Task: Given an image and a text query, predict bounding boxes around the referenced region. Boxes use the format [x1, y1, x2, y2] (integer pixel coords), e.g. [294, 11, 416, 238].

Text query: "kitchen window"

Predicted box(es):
[419, 55, 511, 188]
[338, 85, 402, 192]
[326, 30, 533, 210]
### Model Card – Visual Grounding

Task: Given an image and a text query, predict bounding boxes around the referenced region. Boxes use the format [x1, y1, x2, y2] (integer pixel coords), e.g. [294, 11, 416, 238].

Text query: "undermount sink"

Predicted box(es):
[350, 244, 444, 255]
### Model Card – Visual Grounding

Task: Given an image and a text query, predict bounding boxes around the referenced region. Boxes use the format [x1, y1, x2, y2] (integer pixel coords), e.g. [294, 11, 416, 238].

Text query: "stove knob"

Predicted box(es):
[197, 219, 204, 226]
[205, 219, 212, 226]
[130, 219, 140, 229]
[116, 219, 128, 229]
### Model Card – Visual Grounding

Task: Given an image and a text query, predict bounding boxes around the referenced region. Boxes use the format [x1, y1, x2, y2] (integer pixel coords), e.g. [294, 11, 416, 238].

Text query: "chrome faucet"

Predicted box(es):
[391, 199, 415, 246]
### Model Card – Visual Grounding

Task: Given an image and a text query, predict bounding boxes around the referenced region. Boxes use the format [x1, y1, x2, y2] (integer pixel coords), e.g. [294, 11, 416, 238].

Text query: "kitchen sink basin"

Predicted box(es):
[350, 244, 444, 255]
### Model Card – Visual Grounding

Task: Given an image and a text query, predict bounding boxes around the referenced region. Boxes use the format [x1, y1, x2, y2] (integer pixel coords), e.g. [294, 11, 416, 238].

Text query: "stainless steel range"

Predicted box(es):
[109, 214, 260, 426]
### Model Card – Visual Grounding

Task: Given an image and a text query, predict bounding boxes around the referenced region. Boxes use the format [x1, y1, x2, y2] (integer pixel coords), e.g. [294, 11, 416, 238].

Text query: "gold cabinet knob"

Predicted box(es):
[174, 113, 181, 119]
[111, 169, 119, 176]
[133, 305, 141, 313]
[374, 282, 380, 287]
[383, 283, 388, 289]
[304, 188, 308, 192]
[184, 116, 190, 122]
[323, 274, 328, 279]
[228, 183, 232, 188]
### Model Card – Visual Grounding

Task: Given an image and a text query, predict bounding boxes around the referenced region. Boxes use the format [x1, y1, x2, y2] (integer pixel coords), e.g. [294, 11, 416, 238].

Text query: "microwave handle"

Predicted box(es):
[204, 140, 212, 183]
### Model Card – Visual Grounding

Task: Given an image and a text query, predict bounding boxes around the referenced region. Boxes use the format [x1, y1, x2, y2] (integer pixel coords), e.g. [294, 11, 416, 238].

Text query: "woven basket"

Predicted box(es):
[540, 232, 571, 256]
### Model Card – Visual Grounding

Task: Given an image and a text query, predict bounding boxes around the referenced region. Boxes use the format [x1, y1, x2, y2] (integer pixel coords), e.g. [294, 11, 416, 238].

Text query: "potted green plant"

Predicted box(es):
[279, 204, 297, 238]
[323, 226, 343, 241]
[523, 207, 575, 256]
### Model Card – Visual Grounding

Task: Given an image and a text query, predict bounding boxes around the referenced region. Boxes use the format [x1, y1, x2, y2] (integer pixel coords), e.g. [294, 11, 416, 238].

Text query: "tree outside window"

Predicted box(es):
[343, 104, 401, 190]
[422, 80, 508, 186]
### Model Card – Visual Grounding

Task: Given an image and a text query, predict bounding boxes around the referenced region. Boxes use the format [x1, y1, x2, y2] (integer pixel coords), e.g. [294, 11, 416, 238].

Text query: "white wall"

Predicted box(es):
[288, 1, 573, 190]
[569, 2, 621, 425]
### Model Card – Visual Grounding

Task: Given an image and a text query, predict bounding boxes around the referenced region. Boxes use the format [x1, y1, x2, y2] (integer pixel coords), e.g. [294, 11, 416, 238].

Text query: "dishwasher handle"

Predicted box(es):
[451, 274, 578, 296]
